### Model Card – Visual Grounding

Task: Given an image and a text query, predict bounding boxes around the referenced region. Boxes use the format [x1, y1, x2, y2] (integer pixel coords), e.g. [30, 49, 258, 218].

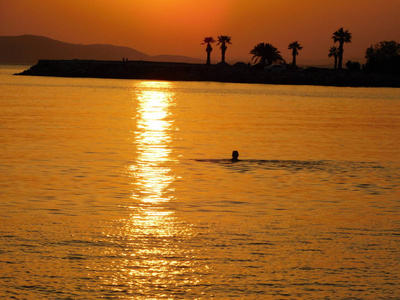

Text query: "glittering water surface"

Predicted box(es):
[0, 66, 399, 299]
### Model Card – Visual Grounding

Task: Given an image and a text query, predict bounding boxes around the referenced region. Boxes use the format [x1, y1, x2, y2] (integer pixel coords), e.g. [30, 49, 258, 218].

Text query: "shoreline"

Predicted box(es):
[16, 59, 400, 88]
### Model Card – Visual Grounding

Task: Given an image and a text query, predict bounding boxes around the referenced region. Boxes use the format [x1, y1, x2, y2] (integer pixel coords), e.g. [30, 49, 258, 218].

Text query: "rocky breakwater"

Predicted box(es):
[17, 60, 400, 87]
[17, 60, 252, 82]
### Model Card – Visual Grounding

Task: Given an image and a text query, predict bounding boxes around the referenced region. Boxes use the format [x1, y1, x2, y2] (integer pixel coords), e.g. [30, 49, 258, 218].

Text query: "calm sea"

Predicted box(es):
[1, 65, 399, 299]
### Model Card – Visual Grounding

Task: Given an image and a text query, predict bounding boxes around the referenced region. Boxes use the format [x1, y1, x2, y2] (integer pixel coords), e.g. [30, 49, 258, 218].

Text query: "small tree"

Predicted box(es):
[288, 41, 303, 68]
[328, 46, 339, 70]
[332, 27, 352, 70]
[250, 43, 284, 66]
[217, 36, 232, 64]
[202, 37, 215, 65]
[346, 60, 361, 71]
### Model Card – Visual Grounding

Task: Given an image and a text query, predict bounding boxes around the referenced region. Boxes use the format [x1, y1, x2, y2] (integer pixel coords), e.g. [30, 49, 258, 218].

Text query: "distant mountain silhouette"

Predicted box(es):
[0, 35, 203, 64]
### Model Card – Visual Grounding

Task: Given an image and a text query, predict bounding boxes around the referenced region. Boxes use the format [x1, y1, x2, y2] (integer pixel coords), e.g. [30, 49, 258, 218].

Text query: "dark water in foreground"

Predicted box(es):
[1, 66, 399, 299]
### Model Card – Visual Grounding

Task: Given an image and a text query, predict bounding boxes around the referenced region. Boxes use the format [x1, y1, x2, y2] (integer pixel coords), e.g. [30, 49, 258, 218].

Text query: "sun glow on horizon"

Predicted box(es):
[1, 0, 399, 62]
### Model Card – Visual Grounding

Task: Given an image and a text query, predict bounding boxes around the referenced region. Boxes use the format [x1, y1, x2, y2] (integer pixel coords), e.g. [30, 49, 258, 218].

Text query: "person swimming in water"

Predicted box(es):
[231, 150, 239, 162]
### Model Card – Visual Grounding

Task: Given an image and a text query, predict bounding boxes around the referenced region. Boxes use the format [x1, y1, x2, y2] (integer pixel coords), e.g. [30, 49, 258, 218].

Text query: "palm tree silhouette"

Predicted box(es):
[332, 28, 352, 70]
[250, 43, 284, 66]
[288, 41, 303, 67]
[328, 46, 339, 70]
[217, 36, 232, 64]
[202, 37, 216, 65]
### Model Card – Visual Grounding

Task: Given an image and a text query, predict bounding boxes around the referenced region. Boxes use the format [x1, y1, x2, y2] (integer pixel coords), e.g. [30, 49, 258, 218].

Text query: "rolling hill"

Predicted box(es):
[0, 35, 203, 64]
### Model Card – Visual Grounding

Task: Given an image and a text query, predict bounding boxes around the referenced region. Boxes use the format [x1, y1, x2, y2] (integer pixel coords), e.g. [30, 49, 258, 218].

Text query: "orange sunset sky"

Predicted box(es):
[1, 0, 399, 64]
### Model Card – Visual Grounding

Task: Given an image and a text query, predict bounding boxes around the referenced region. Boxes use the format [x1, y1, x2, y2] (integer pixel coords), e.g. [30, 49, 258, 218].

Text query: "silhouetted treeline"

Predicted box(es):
[17, 59, 400, 87]
[364, 41, 400, 75]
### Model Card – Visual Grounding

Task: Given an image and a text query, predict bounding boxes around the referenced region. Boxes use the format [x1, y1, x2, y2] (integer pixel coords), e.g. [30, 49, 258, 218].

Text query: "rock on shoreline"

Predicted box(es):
[17, 59, 400, 87]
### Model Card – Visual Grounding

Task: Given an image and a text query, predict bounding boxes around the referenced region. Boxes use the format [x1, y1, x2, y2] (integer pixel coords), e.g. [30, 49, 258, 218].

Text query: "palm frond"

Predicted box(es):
[202, 37, 216, 44]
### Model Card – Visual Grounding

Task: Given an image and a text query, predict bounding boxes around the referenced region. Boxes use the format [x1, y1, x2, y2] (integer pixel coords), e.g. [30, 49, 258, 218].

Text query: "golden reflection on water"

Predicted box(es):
[130, 81, 176, 204]
[129, 80, 178, 234]
[99, 81, 199, 296]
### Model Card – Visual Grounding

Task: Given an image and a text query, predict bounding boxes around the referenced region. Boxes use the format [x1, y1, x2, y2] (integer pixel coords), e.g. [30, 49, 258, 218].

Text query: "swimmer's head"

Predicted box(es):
[232, 150, 239, 161]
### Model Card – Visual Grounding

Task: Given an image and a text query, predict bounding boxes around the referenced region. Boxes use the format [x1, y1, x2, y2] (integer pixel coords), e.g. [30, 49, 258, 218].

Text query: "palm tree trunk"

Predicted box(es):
[292, 54, 296, 67]
[206, 43, 212, 65]
[221, 42, 226, 63]
[338, 43, 344, 70]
